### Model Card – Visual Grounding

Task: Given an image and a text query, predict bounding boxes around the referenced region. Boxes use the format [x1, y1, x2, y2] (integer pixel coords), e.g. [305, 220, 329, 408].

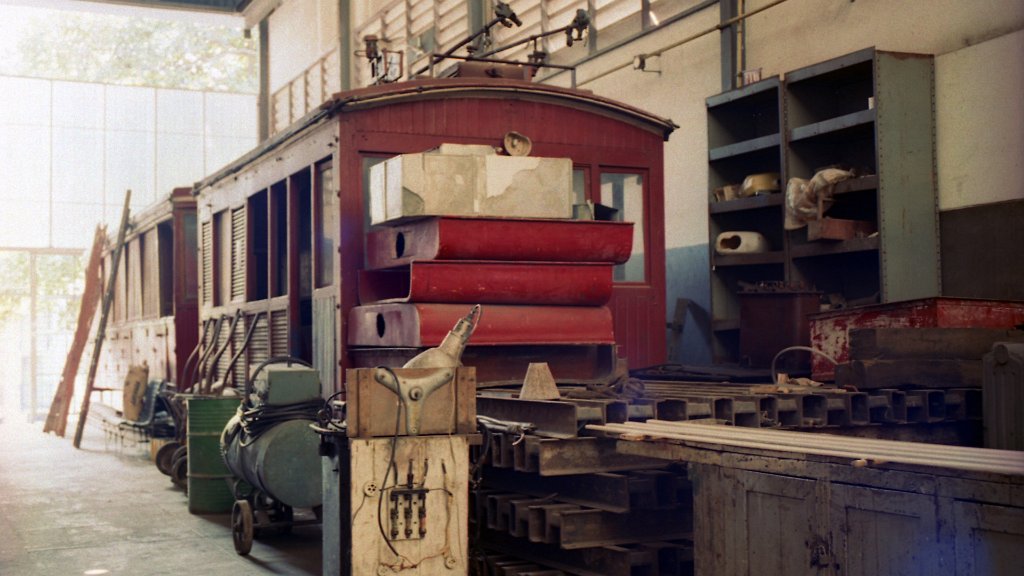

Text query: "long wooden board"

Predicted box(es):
[43, 226, 106, 437]
[73, 190, 131, 448]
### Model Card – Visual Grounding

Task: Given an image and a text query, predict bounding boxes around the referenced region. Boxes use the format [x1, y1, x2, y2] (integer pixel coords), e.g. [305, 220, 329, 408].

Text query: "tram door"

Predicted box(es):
[576, 167, 665, 370]
[311, 159, 338, 396]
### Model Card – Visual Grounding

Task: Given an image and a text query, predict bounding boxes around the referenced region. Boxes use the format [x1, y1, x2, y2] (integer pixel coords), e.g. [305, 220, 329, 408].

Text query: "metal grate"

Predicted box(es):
[214, 323, 232, 385]
[230, 208, 246, 302]
[248, 313, 269, 380]
[231, 317, 248, 391]
[270, 309, 289, 356]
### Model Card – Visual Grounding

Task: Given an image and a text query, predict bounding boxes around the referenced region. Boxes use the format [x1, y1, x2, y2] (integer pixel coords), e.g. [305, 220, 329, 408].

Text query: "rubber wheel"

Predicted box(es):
[232, 500, 254, 555]
[155, 441, 181, 476]
[170, 455, 188, 489]
[170, 444, 188, 465]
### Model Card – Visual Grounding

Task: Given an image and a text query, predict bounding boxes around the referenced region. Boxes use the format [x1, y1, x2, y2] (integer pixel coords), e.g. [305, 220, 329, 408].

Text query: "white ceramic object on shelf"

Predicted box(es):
[715, 231, 769, 255]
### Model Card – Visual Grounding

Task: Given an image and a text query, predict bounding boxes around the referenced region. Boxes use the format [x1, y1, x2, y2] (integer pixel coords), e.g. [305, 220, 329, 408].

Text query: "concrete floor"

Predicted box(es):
[0, 414, 321, 576]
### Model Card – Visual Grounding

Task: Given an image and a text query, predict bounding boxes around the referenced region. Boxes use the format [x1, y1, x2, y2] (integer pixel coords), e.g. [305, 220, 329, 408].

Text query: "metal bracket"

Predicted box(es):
[373, 368, 453, 435]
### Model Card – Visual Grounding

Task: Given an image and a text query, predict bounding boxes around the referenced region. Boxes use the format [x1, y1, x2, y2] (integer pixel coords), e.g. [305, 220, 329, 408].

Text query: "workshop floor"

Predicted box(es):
[0, 413, 321, 576]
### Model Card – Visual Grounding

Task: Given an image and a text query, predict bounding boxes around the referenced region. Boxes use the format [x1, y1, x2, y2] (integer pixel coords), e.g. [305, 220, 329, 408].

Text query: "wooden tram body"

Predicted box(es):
[193, 78, 674, 394]
[101, 187, 199, 388]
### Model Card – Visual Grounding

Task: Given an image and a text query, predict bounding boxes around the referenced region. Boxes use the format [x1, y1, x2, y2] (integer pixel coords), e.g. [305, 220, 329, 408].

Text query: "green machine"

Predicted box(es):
[220, 358, 323, 555]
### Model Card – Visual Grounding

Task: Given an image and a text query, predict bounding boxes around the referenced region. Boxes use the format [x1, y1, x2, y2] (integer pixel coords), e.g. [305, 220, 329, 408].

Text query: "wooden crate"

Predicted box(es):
[345, 366, 476, 438]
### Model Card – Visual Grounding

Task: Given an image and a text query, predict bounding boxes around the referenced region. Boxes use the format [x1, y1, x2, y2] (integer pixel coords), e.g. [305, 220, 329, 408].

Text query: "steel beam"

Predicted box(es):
[348, 303, 615, 347]
[478, 397, 596, 439]
[358, 261, 613, 306]
[365, 216, 634, 269]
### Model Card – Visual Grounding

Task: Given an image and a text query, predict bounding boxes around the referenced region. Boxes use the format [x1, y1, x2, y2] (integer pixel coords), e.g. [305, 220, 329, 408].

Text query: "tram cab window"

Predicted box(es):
[315, 161, 336, 289]
[601, 172, 646, 282]
[573, 169, 587, 206]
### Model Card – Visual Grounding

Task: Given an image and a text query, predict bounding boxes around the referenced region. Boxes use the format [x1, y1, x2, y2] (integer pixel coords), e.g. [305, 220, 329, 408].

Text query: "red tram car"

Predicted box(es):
[101, 187, 199, 389]
[193, 77, 674, 395]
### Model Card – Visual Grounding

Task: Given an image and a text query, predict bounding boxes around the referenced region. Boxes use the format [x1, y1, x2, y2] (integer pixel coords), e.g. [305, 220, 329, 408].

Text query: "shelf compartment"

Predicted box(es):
[709, 133, 781, 162]
[713, 251, 786, 267]
[706, 76, 782, 108]
[710, 193, 783, 214]
[789, 109, 876, 142]
[783, 47, 875, 85]
[833, 175, 879, 195]
[790, 236, 879, 258]
[707, 77, 782, 151]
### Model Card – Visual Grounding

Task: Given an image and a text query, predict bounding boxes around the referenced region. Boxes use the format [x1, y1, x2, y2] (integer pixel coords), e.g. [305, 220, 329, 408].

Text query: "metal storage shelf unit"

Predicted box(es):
[706, 76, 786, 363]
[784, 47, 940, 305]
[706, 48, 940, 365]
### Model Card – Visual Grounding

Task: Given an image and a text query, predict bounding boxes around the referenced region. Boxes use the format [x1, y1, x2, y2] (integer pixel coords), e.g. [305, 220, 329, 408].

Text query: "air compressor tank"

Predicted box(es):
[220, 362, 323, 509]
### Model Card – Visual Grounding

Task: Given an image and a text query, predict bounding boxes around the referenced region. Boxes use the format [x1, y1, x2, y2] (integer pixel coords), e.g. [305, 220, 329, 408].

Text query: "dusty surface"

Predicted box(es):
[0, 415, 321, 576]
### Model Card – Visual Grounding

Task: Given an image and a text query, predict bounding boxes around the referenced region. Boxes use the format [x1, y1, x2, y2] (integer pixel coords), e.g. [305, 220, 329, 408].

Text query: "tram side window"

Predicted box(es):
[182, 213, 198, 304]
[142, 229, 160, 318]
[157, 222, 174, 316]
[270, 182, 288, 297]
[315, 160, 336, 289]
[129, 238, 143, 320]
[601, 172, 646, 282]
[249, 190, 269, 300]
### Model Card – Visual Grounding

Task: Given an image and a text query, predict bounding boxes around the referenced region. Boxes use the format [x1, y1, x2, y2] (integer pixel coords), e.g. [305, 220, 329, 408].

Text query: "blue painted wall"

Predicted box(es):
[664, 243, 712, 366]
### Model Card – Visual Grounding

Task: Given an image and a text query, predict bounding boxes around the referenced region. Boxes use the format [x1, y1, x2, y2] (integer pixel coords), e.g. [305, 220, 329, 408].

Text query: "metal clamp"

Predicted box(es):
[374, 368, 454, 435]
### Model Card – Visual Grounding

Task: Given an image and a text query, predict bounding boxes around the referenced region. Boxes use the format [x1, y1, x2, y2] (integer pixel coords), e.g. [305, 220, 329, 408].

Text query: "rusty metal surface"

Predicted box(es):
[348, 303, 615, 347]
[633, 380, 980, 429]
[480, 467, 690, 514]
[983, 342, 1024, 450]
[365, 217, 635, 269]
[476, 532, 693, 576]
[809, 297, 1024, 380]
[477, 490, 692, 550]
[477, 397, 593, 439]
[358, 261, 613, 306]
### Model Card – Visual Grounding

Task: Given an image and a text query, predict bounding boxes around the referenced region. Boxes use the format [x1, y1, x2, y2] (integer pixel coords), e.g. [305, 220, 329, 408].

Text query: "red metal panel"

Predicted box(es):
[366, 217, 634, 269]
[348, 303, 615, 347]
[358, 260, 613, 305]
[349, 344, 618, 383]
[810, 297, 1024, 380]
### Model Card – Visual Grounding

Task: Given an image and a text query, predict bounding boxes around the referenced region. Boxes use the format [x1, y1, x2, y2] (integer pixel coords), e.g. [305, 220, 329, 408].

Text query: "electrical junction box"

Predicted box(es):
[250, 365, 321, 407]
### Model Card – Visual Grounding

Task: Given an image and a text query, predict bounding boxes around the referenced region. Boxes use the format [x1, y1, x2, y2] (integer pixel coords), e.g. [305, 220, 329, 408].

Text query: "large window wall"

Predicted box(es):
[0, 75, 256, 250]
